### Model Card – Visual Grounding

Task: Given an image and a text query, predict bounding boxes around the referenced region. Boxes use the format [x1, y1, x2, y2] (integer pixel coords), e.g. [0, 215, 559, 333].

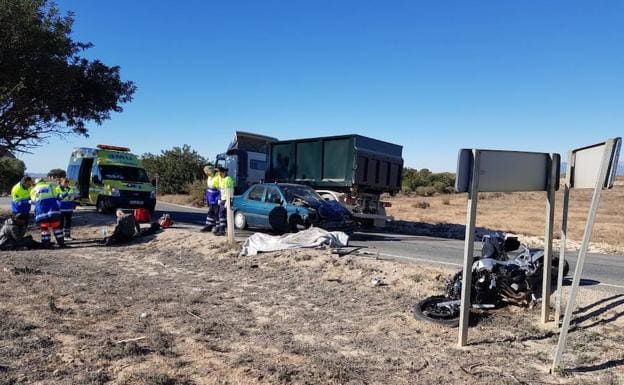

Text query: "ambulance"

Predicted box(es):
[66, 145, 156, 213]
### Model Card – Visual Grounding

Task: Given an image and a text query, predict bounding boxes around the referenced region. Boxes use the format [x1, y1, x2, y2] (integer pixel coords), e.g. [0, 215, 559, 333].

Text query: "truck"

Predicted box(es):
[265, 135, 403, 227]
[66, 144, 156, 213]
[215, 131, 277, 194]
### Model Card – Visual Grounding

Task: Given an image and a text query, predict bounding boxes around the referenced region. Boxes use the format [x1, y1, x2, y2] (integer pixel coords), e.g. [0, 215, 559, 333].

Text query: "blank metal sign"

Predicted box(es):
[456, 149, 560, 193]
[571, 138, 622, 189]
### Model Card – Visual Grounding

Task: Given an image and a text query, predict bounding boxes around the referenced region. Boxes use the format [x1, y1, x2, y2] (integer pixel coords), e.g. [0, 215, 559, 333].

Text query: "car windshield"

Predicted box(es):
[281, 185, 323, 204]
[100, 166, 150, 183]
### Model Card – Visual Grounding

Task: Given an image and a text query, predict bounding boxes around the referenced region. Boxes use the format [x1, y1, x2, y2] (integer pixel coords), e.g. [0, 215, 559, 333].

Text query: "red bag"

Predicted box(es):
[133, 208, 151, 223]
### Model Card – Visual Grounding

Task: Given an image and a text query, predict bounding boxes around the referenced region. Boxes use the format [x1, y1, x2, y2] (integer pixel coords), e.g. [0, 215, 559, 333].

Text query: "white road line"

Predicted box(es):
[357, 250, 462, 267]
[357, 250, 624, 290]
[157, 201, 207, 212]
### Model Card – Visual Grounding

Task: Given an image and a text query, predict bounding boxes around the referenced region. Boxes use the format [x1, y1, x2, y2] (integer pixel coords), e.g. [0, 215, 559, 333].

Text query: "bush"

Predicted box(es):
[412, 201, 430, 209]
[0, 157, 26, 194]
[415, 186, 436, 197]
[185, 179, 207, 207]
[142, 145, 208, 194]
[442, 197, 451, 205]
[47, 168, 66, 179]
[402, 167, 455, 195]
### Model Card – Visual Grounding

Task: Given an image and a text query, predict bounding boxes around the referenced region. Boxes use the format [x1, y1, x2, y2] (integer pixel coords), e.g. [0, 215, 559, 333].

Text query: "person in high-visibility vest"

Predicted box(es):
[10, 176, 34, 216]
[214, 166, 234, 236]
[54, 177, 77, 240]
[200, 165, 220, 233]
[30, 178, 64, 248]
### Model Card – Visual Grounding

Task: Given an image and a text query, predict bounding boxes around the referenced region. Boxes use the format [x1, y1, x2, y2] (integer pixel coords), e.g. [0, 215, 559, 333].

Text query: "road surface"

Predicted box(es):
[2, 197, 623, 291]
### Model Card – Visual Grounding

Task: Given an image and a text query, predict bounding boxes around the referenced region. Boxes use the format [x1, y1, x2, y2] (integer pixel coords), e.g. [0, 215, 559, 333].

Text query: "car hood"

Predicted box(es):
[304, 199, 350, 221]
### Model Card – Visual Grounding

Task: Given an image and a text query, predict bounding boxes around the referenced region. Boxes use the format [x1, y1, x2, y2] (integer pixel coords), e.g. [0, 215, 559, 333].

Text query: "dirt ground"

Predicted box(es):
[1, 212, 623, 384]
[385, 180, 624, 255]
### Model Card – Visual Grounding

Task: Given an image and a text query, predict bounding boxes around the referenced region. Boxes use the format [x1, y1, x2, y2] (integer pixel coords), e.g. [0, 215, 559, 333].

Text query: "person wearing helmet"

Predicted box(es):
[54, 177, 78, 240]
[200, 165, 219, 232]
[214, 166, 234, 236]
[11, 176, 34, 216]
[30, 178, 64, 248]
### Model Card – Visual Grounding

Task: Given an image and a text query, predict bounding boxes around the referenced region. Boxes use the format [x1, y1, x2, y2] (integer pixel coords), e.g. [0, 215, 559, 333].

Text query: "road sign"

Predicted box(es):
[552, 137, 622, 372]
[455, 149, 560, 347]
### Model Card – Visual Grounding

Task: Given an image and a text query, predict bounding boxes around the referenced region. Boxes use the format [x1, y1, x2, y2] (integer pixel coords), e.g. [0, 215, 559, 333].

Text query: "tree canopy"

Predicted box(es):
[47, 168, 66, 179]
[0, 0, 136, 154]
[141, 145, 209, 195]
[0, 157, 26, 193]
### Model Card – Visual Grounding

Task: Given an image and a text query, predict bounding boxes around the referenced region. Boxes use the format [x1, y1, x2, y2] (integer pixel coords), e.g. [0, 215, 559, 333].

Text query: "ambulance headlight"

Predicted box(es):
[150, 190, 156, 199]
[111, 188, 120, 197]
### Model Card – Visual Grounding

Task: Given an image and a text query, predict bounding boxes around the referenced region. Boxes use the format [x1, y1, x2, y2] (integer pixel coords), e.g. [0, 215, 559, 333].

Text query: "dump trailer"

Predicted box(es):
[215, 131, 277, 194]
[265, 135, 403, 227]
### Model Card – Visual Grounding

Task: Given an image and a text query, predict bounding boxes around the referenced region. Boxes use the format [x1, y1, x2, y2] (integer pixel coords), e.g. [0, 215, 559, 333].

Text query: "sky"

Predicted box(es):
[18, 0, 624, 173]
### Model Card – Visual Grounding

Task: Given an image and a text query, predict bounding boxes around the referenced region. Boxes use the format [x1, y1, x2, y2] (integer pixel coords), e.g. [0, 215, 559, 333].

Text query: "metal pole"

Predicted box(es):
[226, 189, 235, 245]
[554, 152, 573, 325]
[458, 150, 481, 347]
[552, 140, 615, 371]
[541, 154, 559, 324]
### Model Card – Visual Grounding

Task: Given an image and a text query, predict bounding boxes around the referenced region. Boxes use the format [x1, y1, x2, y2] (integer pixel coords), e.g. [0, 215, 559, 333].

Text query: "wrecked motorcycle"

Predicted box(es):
[413, 233, 569, 326]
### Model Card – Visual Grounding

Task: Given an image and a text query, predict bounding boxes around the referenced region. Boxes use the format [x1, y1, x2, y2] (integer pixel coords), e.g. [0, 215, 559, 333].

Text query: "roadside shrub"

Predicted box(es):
[412, 201, 430, 209]
[415, 186, 436, 197]
[184, 180, 207, 207]
[47, 168, 66, 179]
[142, 145, 209, 194]
[402, 167, 455, 195]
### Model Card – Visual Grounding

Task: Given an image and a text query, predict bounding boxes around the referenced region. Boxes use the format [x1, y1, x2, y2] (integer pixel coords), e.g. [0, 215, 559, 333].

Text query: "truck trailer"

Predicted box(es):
[265, 135, 403, 227]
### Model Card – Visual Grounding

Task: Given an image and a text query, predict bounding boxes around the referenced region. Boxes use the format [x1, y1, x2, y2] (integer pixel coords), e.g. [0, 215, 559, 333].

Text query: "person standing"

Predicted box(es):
[10, 176, 34, 216]
[30, 178, 64, 248]
[200, 165, 220, 232]
[54, 177, 77, 240]
[214, 166, 234, 236]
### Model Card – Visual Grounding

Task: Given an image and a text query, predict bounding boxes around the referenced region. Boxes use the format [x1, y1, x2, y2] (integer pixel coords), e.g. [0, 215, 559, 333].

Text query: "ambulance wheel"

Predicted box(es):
[234, 211, 247, 230]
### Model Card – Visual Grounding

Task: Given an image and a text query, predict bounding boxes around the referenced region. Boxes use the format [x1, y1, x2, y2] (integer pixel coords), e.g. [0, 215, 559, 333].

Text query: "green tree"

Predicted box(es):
[0, 157, 26, 193]
[0, 0, 136, 154]
[47, 168, 66, 179]
[142, 145, 209, 194]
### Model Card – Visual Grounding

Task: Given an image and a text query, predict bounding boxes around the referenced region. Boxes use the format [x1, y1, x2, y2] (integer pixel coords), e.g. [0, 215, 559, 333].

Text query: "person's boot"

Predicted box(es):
[64, 229, 72, 241]
[200, 225, 213, 233]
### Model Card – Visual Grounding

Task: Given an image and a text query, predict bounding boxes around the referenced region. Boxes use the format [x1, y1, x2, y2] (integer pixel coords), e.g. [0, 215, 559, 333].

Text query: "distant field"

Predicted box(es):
[386, 179, 624, 254]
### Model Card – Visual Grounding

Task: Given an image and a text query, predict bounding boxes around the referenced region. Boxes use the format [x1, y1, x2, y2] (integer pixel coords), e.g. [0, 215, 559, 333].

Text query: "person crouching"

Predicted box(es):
[30, 178, 64, 248]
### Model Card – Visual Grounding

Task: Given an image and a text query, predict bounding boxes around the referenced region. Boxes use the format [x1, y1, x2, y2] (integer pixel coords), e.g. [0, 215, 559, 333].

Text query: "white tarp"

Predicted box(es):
[240, 227, 350, 256]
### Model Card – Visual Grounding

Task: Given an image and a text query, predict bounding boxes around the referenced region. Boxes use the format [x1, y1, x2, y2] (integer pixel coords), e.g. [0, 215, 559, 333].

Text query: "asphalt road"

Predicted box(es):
[2, 197, 623, 291]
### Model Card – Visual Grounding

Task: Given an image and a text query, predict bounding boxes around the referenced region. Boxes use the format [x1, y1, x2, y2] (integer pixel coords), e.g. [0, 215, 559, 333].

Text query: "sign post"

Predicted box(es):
[541, 155, 559, 324]
[226, 186, 235, 245]
[455, 149, 560, 346]
[552, 138, 621, 371]
[554, 153, 572, 324]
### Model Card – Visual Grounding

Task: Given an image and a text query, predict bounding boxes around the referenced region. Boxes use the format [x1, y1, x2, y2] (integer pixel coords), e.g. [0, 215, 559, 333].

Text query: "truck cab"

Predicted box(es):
[66, 145, 156, 213]
[215, 131, 277, 194]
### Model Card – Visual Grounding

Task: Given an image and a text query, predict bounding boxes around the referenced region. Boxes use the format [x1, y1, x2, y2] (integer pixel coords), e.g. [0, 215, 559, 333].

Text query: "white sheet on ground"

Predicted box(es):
[241, 227, 350, 256]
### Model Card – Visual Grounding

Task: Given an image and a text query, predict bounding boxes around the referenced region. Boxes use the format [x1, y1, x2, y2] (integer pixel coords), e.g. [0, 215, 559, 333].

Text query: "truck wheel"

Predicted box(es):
[234, 211, 247, 230]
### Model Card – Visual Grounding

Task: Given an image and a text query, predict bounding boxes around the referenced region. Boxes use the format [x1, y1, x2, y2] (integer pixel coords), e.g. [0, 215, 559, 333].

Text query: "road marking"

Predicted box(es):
[157, 202, 207, 212]
[357, 250, 462, 267]
[357, 250, 624, 291]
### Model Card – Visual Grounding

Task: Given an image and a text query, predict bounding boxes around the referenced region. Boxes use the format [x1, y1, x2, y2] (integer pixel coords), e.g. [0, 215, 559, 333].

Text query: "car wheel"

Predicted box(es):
[234, 211, 247, 230]
[289, 214, 304, 233]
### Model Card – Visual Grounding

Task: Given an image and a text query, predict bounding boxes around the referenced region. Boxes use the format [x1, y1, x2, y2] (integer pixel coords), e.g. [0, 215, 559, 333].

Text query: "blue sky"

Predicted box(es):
[19, 0, 624, 173]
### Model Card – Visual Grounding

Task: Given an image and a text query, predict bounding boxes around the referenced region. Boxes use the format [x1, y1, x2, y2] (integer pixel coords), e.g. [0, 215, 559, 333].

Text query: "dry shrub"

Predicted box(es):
[412, 201, 430, 209]
[479, 192, 503, 200]
[184, 180, 207, 207]
[415, 186, 436, 197]
[442, 197, 451, 205]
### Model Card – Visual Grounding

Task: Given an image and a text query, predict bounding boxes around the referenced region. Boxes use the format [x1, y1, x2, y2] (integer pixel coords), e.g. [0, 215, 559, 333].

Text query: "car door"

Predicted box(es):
[239, 185, 265, 227]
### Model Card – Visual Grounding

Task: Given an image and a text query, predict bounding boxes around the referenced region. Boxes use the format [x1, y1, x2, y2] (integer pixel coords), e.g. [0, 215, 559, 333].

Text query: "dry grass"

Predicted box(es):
[386, 180, 624, 254]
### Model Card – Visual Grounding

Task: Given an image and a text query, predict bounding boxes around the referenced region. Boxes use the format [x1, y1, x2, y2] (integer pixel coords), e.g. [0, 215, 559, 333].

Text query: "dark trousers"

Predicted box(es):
[216, 201, 227, 233]
[59, 211, 73, 237]
[205, 203, 219, 229]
